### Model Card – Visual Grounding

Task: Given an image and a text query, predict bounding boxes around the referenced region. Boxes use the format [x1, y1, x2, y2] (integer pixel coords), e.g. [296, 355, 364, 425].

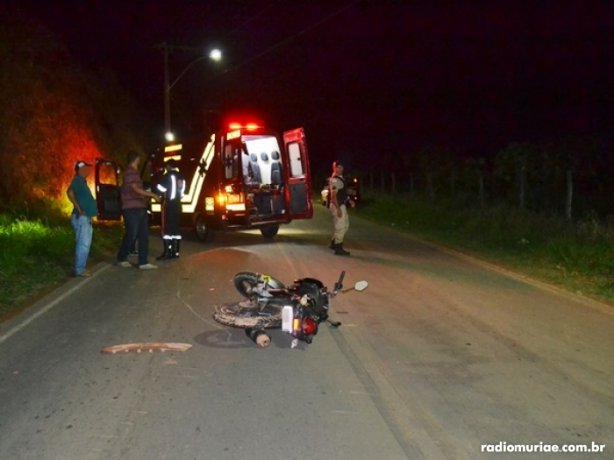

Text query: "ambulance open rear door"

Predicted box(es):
[94, 159, 122, 221]
[283, 127, 313, 220]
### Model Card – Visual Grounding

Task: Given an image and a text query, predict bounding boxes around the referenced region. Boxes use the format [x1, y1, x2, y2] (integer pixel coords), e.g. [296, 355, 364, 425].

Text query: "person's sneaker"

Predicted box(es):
[139, 263, 158, 270]
[116, 261, 132, 268]
[75, 270, 92, 277]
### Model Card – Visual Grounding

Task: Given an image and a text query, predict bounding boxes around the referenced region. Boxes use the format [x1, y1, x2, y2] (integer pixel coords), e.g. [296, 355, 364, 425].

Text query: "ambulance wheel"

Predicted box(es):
[194, 214, 211, 241]
[260, 224, 279, 239]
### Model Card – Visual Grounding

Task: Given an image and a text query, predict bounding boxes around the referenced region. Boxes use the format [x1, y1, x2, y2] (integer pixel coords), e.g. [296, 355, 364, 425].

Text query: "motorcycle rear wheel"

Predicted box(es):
[213, 301, 282, 329]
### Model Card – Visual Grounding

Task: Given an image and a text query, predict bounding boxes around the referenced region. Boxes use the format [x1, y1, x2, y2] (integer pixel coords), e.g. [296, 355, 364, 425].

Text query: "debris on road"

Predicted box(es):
[101, 343, 192, 354]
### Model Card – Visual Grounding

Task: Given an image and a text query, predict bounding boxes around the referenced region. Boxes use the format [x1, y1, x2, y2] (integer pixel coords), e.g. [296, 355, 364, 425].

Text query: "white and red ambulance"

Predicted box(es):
[94, 122, 313, 240]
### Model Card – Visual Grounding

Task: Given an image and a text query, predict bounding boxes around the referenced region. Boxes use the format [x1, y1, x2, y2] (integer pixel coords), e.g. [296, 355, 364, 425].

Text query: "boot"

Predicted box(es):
[334, 243, 350, 256]
[329, 239, 335, 250]
[157, 240, 173, 260]
[172, 239, 181, 258]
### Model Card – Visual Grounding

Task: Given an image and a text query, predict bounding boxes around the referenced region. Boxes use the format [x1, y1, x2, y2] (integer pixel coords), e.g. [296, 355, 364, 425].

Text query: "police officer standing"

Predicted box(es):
[156, 159, 185, 259]
[328, 160, 353, 256]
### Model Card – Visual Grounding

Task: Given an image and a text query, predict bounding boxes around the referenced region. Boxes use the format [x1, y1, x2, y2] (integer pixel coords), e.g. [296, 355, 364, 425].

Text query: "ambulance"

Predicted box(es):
[94, 123, 313, 240]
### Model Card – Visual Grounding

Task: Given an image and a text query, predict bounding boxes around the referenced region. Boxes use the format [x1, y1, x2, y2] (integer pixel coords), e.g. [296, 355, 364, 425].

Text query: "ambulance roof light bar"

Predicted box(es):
[228, 122, 261, 131]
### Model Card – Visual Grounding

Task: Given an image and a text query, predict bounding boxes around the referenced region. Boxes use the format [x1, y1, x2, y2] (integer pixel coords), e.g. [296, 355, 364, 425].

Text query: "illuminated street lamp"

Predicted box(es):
[209, 48, 222, 62]
[159, 43, 222, 142]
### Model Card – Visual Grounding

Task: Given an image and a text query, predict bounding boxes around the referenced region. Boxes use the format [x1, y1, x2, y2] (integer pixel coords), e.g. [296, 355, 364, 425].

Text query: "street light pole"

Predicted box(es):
[162, 43, 171, 139]
[158, 43, 222, 142]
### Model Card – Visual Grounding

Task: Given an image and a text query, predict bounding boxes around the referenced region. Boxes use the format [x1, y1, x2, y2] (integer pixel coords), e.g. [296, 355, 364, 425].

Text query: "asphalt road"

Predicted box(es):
[0, 206, 612, 460]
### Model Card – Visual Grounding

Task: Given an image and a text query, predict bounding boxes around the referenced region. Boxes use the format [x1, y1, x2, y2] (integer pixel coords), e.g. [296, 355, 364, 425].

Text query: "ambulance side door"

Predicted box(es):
[283, 127, 313, 219]
[95, 159, 122, 220]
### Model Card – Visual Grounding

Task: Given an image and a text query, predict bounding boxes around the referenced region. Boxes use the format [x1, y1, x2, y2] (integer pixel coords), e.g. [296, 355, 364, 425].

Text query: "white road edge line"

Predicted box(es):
[0, 264, 111, 345]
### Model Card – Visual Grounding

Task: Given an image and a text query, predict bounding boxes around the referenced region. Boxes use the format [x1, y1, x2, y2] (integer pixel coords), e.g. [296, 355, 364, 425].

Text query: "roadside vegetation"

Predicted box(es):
[0, 208, 122, 320]
[0, 6, 149, 214]
[0, 7, 143, 320]
[358, 193, 613, 304]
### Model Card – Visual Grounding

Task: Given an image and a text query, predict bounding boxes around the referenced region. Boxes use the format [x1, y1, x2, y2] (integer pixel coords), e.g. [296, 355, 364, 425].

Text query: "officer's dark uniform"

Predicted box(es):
[156, 160, 185, 259]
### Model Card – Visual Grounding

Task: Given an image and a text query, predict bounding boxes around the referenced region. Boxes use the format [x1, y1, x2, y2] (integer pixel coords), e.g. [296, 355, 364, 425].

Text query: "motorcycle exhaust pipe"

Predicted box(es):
[245, 328, 271, 348]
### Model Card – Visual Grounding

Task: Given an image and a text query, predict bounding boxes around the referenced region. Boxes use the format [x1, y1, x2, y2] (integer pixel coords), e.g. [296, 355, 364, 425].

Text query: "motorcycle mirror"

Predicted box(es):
[354, 280, 368, 292]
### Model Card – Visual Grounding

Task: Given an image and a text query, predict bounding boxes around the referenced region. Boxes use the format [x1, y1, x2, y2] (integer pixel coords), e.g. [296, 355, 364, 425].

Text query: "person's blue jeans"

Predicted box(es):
[70, 214, 93, 275]
[117, 208, 150, 266]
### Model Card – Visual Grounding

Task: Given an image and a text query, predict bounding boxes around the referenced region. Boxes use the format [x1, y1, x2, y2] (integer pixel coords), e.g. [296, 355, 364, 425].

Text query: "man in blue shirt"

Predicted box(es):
[66, 160, 98, 277]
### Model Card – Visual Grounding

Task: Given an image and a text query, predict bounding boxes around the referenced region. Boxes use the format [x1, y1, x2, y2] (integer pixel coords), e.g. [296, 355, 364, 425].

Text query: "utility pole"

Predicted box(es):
[162, 43, 171, 138]
[156, 42, 222, 143]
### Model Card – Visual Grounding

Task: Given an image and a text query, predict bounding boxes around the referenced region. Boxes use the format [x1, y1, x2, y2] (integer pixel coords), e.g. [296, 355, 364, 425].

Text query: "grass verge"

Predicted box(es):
[358, 192, 614, 304]
[0, 214, 122, 321]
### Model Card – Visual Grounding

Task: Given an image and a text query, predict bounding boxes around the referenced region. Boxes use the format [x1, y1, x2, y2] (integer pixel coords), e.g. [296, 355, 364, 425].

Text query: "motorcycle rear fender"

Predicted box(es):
[294, 277, 324, 288]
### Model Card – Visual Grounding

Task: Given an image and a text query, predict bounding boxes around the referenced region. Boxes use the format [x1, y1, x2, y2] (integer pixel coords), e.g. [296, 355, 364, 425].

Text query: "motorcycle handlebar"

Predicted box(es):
[333, 271, 345, 293]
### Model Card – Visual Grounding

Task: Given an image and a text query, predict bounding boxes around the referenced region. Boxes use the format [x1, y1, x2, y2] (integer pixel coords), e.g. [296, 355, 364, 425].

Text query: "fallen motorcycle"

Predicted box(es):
[213, 271, 368, 348]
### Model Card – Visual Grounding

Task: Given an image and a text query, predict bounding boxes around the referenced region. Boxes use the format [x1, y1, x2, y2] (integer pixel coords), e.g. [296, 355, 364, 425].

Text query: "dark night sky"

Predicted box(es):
[12, 0, 614, 168]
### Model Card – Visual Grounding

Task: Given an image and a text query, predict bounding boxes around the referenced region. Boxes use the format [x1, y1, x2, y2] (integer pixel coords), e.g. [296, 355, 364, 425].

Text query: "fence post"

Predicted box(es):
[565, 169, 573, 221]
[518, 160, 526, 211]
[478, 171, 485, 210]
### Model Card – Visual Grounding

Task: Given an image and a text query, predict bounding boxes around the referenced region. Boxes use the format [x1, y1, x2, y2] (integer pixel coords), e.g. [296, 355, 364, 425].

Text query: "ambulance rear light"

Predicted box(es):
[215, 192, 244, 204]
[216, 191, 245, 212]
[226, 193, 244, 205]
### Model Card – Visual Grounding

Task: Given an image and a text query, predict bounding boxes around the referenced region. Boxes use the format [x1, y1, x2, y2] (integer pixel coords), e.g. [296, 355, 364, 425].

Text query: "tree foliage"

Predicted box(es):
[363, 136, 612, 220]
[0, 6, 147, 213]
